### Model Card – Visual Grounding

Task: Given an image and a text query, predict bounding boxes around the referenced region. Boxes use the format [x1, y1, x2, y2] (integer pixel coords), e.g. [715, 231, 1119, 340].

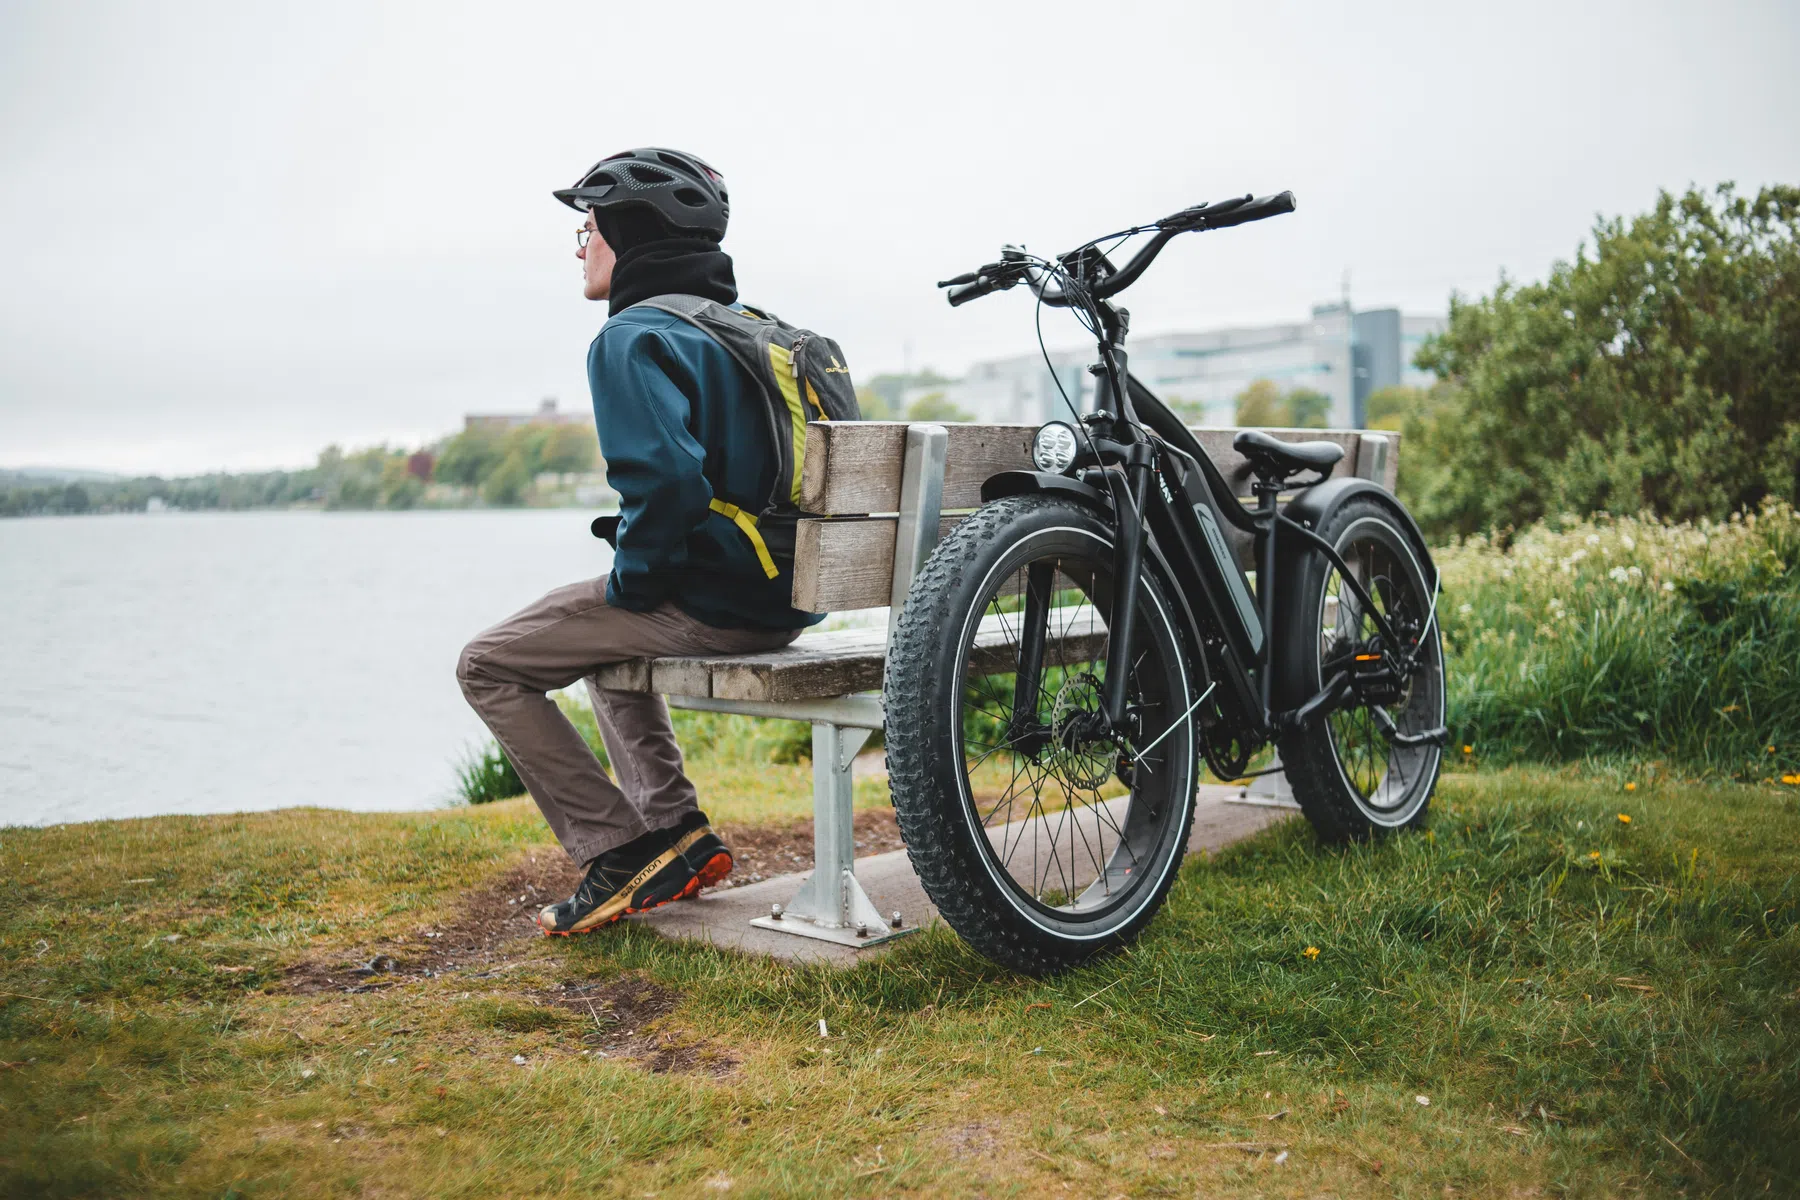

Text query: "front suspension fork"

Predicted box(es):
[1010, 561, 1055, 725]
[1102, 464, 1152, 730]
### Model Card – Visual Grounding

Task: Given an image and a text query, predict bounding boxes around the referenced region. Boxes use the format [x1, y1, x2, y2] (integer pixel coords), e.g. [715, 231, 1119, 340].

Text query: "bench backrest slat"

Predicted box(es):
[792, 421, 1400, 614]
[801, 422, 1396, 515]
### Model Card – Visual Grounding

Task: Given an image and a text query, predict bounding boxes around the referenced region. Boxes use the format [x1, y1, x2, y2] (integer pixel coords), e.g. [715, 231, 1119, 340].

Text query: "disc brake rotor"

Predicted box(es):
[1048, 672, 1118, 790]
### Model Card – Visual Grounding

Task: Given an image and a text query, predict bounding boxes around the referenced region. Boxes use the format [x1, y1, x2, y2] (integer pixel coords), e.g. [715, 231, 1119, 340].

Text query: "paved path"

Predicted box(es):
[629, 785, 1295, 966]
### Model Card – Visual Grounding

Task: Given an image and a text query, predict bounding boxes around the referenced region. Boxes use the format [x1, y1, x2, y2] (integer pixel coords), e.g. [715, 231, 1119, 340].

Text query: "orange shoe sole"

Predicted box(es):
[676, 851, 733, 900]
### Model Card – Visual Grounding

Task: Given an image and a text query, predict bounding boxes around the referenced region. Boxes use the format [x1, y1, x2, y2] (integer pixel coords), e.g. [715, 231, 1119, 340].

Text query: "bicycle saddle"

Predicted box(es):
[1232, 429, 1345, 478]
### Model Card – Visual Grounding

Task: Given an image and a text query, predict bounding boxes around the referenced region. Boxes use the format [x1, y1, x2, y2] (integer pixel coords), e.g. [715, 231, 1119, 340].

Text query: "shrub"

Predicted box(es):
[453, 691, 818, 804]
[1412, 183, 1800, 539]
[1440, 499, 1800, 777]
[455, 743, 524, 805]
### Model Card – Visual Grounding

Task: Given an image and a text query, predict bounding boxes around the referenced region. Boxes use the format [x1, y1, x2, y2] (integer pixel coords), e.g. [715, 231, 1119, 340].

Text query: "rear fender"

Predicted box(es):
[1281, 477, 1433, 568]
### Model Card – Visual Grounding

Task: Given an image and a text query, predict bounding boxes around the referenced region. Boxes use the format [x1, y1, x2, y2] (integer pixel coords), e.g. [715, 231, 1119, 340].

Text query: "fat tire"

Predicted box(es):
[1274, 494, 1444, 843]
[884, 494, 1198, 974]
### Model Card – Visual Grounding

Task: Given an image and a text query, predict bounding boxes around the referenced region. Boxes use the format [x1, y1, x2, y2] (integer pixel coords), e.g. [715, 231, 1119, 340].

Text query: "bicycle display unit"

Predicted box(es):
[883, 191, 1449, 973]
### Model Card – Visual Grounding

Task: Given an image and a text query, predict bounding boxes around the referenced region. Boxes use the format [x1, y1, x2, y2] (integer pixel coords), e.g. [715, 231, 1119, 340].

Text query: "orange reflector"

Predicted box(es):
[1354, 653, 1382, 661]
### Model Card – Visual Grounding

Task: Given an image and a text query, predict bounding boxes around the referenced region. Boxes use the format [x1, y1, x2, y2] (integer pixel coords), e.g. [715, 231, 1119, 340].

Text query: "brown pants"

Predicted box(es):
[456, 577, 800, 867]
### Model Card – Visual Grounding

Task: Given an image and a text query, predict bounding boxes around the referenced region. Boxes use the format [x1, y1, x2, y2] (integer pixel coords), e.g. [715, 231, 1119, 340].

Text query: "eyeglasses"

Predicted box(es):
[577, 224, 596, 250]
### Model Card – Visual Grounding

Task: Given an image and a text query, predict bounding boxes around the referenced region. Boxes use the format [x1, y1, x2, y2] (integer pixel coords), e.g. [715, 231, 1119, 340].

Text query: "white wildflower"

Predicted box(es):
[1458, 603, 1473, 615]
[1608, 566, 1629, 583]
[1662, 580, 1676, 592]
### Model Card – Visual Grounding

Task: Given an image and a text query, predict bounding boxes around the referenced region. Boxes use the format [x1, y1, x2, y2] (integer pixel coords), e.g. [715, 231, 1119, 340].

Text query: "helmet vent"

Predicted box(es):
[673, 187, 708, 208]
[627, 164, 673, 184]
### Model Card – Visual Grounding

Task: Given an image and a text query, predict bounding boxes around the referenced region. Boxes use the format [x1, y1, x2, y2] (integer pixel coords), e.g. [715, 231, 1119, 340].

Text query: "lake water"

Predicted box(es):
[1, 510, 615, 827]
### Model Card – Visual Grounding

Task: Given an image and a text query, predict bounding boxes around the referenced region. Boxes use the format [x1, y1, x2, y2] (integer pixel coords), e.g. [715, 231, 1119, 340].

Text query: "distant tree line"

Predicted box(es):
[1231, 379, 1333, 429]
[2, 421, 600, 518]
[854, 370, 976, 423]
[433, 422, 598, 506]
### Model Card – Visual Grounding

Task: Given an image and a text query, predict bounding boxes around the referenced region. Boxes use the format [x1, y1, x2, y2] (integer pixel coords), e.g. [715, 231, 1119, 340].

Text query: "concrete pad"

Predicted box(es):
[628, 785, 1293, 965]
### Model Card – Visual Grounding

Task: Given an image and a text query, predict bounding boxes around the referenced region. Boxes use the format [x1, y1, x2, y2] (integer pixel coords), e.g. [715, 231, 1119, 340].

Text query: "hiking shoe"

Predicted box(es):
[671, 809, 733, 897]
[536, 828, 694, 936]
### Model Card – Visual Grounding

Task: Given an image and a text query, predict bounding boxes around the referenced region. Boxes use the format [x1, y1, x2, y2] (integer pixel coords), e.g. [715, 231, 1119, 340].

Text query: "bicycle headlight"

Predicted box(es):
[1031, 421, 1079, 474]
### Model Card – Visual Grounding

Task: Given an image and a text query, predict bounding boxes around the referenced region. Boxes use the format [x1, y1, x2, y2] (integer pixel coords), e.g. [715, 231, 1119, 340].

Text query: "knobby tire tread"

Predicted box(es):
[885, 494, 1197, 974]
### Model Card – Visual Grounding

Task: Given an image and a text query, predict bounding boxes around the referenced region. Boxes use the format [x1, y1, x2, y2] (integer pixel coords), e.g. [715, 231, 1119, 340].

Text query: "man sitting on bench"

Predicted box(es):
[456, 147, 823, 936]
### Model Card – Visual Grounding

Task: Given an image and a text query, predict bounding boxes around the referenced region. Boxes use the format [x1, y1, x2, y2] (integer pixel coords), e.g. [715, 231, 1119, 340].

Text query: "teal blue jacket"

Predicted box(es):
[588, 305, 824, 632]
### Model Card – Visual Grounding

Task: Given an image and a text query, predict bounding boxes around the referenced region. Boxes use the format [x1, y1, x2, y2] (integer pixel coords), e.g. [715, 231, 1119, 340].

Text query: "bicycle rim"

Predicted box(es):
[1318, 516, 1443, 820]
[951, 528, 1194, 930]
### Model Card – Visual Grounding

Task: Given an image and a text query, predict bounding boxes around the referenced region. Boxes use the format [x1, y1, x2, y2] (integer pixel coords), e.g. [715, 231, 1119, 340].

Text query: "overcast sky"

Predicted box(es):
[2, 0, 1795, 475]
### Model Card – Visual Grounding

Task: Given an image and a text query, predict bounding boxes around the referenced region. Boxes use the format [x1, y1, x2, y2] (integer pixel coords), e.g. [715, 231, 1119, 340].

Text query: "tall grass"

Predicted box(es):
[1440, 498, 1800, 778]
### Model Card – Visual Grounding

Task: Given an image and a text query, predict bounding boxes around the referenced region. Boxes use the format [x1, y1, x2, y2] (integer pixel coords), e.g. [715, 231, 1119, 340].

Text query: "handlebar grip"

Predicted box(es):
[1204, 190, 1296, 229]
[946, 277, 995, 306]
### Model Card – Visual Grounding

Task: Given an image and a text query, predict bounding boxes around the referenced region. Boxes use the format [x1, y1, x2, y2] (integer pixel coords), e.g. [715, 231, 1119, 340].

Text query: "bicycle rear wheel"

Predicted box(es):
[885, 495, 1199, 974]
[1276, 495, 1444, 841]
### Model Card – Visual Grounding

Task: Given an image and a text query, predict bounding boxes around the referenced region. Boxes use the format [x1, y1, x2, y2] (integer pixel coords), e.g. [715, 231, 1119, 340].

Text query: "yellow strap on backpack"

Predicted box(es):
[709, 498, 779, 580]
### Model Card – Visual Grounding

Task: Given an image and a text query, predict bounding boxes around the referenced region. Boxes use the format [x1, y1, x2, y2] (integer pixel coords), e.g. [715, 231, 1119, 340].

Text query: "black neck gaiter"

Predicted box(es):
[607, 237, 738, 316]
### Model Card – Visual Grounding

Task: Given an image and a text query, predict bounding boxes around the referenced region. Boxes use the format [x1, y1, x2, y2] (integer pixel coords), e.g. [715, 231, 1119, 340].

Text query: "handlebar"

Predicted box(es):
[939, 189, 1296, 307]
[946, 276, 1000, 307]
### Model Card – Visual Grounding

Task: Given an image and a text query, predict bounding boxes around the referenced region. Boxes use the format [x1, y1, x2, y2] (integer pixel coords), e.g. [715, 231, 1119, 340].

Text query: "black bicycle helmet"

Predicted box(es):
[553, 147, 729, 241]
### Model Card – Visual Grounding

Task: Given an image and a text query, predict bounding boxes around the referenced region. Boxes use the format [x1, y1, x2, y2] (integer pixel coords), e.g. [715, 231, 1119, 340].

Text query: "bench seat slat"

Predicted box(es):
[594, 607, 1107, 704]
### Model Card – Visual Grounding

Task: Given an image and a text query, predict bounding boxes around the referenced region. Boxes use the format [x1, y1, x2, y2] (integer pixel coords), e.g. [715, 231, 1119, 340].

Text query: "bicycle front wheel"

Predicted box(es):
[884, 494, 1199, 974]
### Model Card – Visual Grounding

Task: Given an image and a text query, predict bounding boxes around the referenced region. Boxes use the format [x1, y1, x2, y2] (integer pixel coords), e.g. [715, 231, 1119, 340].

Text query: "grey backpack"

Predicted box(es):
[633, 294, 862, 577]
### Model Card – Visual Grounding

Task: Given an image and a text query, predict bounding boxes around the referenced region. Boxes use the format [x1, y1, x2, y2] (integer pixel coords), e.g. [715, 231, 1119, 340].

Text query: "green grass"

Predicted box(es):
[4, 766, 1797, 1196]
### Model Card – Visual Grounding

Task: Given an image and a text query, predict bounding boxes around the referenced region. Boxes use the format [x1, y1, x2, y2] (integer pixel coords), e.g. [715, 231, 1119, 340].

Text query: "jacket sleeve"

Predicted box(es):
[588, 322, 715, 611]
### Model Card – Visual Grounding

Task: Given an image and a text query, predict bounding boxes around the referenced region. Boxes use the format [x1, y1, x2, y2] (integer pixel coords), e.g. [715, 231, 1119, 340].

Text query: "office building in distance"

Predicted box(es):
[921, 304, 1444, 428]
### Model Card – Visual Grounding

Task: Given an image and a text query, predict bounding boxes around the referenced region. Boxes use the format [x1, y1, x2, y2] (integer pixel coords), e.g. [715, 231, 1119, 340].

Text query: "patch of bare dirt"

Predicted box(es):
[284, 852, 578, 994]
[938, 1121, 1005, 1160]
[281, 809, 905, 994]
[710, 807, 904, 888]
[539, 974, 737, 1077]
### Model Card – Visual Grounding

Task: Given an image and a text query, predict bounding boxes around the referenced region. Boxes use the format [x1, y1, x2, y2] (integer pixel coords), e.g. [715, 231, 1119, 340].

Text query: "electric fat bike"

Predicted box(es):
[883, 191, 1448, 973]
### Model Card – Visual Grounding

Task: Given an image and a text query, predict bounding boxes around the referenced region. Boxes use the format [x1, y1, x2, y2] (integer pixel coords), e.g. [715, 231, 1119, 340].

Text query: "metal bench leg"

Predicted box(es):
[749, 718, 913, 947]
[1232, 754, 1300, 809]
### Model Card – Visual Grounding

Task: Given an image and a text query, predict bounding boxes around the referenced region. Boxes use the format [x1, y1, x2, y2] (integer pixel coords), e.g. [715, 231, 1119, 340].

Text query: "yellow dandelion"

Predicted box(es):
[1768, 746, 1778, 754]
[1624, 782, 1637, 792]
[1303, 946, 1320, 960]
[1618, 813, 1631, 824]
[1462, 744, 1473, 755]
[1589, 851, 1602, 861]
[1782, 774, 1800, 786]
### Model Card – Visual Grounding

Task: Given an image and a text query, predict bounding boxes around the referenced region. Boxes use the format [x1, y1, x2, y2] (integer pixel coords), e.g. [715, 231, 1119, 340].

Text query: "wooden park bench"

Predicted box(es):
[593, 422, 1400, 950]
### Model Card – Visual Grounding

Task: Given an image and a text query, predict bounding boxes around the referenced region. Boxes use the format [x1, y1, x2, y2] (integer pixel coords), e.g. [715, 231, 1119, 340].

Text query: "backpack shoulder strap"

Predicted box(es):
[630, 295, 769, 380]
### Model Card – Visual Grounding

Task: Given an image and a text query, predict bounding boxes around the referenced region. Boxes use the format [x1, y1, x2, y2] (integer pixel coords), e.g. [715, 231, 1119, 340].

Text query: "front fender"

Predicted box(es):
[980, 470, 1110, 508]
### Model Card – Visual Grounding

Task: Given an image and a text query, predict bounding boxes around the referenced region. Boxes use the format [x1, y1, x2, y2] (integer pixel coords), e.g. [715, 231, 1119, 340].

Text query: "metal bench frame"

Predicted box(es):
[664, 424, 949, 948]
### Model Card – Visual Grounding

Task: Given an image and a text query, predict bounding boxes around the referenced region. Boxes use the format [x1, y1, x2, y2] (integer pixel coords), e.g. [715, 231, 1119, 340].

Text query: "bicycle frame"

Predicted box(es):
[953, 190, 1437, 767]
